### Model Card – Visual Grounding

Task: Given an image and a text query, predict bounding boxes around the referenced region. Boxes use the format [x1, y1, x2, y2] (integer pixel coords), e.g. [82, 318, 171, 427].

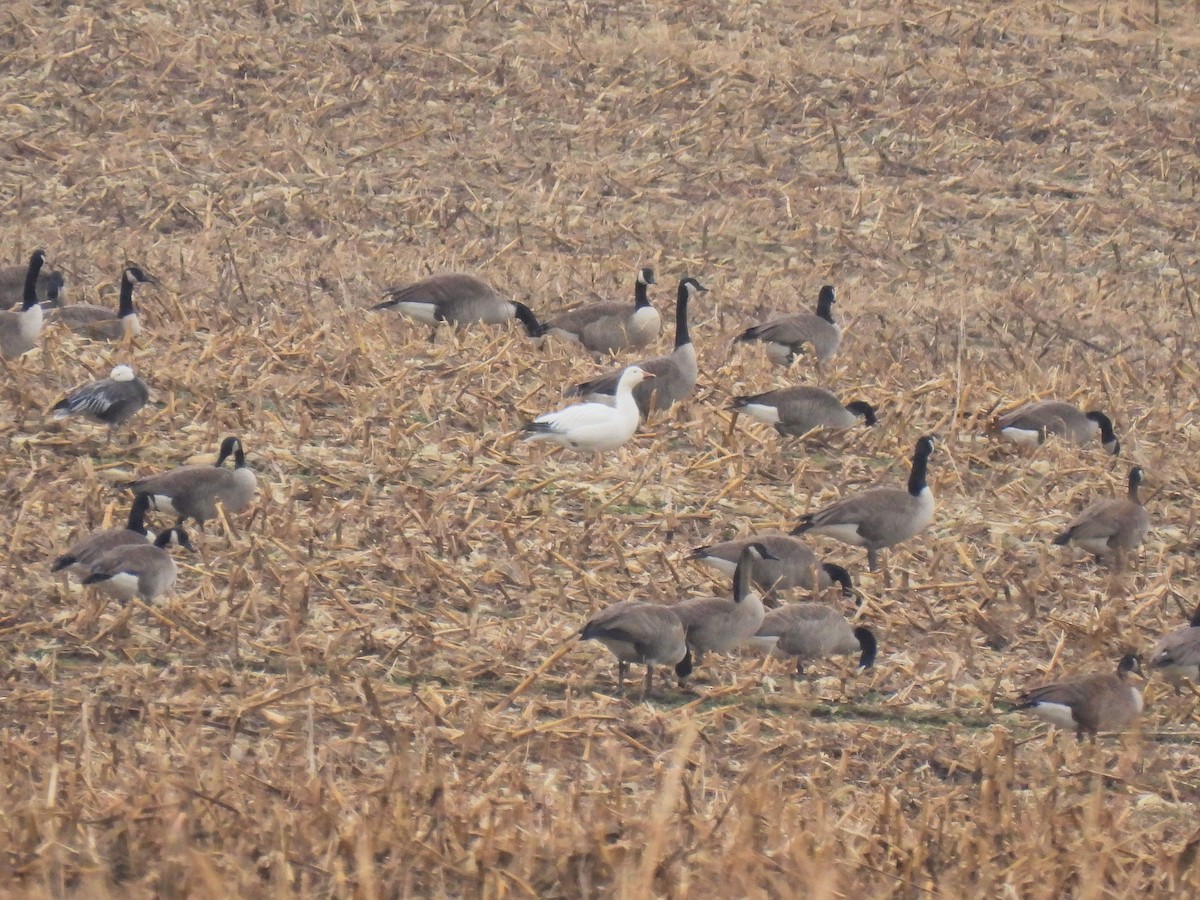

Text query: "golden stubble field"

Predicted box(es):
[2, 0, 1200, 895]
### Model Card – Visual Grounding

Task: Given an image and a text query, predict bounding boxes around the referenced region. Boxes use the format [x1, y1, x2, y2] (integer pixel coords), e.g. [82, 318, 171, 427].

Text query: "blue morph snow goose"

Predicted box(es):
[51, 365, 150, 442]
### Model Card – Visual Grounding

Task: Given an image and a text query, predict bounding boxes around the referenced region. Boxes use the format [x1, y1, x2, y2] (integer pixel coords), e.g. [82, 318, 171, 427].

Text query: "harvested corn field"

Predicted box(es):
[2, 0, 1200, 895]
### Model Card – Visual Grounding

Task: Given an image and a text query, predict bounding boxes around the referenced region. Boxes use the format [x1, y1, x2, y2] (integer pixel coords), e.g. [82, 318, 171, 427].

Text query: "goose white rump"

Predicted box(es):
[522, 366, 652, 452]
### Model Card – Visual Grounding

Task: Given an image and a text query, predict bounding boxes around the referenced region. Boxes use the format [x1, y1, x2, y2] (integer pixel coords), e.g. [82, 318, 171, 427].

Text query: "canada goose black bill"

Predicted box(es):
[82, 526, 192, 604]
[0, 249, 47, 359]
[580, 601, 692, 698]
[689, 534, 854, 602]
[1013, 654, 1144, 742]
[996, 400, 1119, 455]
[568, 276, 706, 417]
[1148, 601, 1200, 693]
[730, 385, 876, 437]
[52, 493, 153, 575]
[52, 365, 150, 442]
[51, 265, 155, 341]
[544, 266, 660, 355]
[672, 542, 775, 677]
[792, 435, 936, 572]
[125, 436, 258, 526]
[735, 285, 840, 366]
[374, 273, 543, 341]
[748, 603, 877, 676]
[1052, 465, 1149, 562]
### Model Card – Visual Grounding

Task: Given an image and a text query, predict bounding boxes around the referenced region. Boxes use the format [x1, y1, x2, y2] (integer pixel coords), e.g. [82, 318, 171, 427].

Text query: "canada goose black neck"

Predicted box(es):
[216, 437, 240, 467]
[815, 285, 835, 324]
[126, 493, 152, 534]
[1117, 653, 1141, 678]
[1127, 466, 1143, 501]
[22, 250, 45, 312]
[732, 542, 774, 603]
[845, 400, 877, 426]
[118, 270, 138, 318]
[673, 278, 705, 349]
[674, 648, 693, 678]
[512, 302, 544, 337]
[907, 436, 934, 497]
[1189, 601, 1200, 629]
[1085, 410, 1119, 453]
[821, 562, 855, 597]
[634, 267, 655, 310]
[853, 627, 877, 669]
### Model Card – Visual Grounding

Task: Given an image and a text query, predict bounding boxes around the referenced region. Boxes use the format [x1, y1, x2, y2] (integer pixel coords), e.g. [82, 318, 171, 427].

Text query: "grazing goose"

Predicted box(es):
[51, 493, 153, 575]
[521, 366, 651, 454]
[747, 603, 877, 676]
[735, 285, 840, 366]
[82, 526, 191, 604]
[0, 257, 64, 309]
[1013, 654, 1144, 742]
[672, 543, 774, 675]
[792, 436, 936, 572]
[1148, 602, 1200, 693]
[125, 436, 258, 526]
[0, 249, 47, 359]
[51, 365, 150, 442]
[580, 601, 693, 698]
[996, 400, 1119, 455]
[689, 534, 854, 603]
[544, 267, 660, 355]
[730, 385, 876, 437]
[373, 273, 543, 341]
[568, 277, 707, 417]
[1052, 466, 1149, 563]
[50, 265, 155, 340]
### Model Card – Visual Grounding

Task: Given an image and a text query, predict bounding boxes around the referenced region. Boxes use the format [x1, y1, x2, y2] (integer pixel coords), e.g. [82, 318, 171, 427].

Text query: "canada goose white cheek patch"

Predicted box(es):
[1026, 702, 1078, 730]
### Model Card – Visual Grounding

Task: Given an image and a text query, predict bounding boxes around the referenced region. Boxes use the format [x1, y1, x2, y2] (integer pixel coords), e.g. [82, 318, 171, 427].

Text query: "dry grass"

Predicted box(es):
[2, 0, 1200, 895]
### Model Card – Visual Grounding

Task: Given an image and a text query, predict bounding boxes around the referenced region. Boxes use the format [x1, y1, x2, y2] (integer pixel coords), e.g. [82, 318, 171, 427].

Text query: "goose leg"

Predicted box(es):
[641, 665, 654, 700]
[617, 660, 627, 689]
[867, 548, 879, 573]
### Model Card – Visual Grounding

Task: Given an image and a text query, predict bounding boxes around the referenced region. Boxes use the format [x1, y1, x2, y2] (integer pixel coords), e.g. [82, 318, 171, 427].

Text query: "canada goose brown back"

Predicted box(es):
[0, 249, 46, 359]
[51, 365, 150, 442]
[792, 436, 936, 572]
[730, 385, 876, 437]
[689, 534, 853, 603]
[568, 277, 707, 417]
[580, 600, 692, 697]
[50, 266, 154, 340]
[52, 494, 153, 575]
[82, 526, 192, 603]
[748, 603, 877, 676]
[126, 436, 258, 526]
[1053, 466, 1149, 561]
[672, 542, 773, 668]
[545, 267, 660, 354]
[1148, 601, 1200, 692]
[735, 285, 840, 366]
[374, 273, 543, 340]
[1014, 654, 1144, 742]
[996, 400, 1119, 455]
[0, 255, 64, 308]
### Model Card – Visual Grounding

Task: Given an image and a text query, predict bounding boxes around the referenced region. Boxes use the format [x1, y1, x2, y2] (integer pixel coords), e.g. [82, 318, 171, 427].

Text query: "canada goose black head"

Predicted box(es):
[1084, 411, 1119, 455]
[1127, 465, 1143, 499]
[815, 285, 836, 322]
[844, 401, 878, 427]
[852, 626, 878, 670]
[637, 267, 656, 288]
[155, 526, 194, 551]
[674, 648, 693, 679]
[22, 250, 46, 311]
[215, 436, 244, 467]
[821, 562, 855, 598]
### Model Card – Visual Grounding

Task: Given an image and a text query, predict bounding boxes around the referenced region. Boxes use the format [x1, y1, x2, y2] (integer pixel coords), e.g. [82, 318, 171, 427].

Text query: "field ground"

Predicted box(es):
[3, 0, 1200, 895]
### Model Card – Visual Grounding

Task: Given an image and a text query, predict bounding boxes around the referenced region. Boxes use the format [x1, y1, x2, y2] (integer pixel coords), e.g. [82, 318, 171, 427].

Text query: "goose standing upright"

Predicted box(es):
[996, 400, 1119, 455]
[373, 273, 543, 341]
[568, 276, 707, 417]
[521, 366, 652, 455]
[1053, 466, 1149, 564]
[735, 285, 840, 366]
[0, 249, 47, 359]
[544, 267, 660, 355]
[51, 365, 150, 442]
[792, 436, 936, 572]
[1013, 654, 1144, 742]
[579, 601, 692, 698]
[50, 265, 155, 341]
[730, 385, 877, 437]
[125, 436, 258, 526]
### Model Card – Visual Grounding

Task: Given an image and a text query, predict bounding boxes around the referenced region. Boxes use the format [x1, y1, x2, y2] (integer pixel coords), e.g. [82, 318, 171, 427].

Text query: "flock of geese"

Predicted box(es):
[5, 247, 1193, 743]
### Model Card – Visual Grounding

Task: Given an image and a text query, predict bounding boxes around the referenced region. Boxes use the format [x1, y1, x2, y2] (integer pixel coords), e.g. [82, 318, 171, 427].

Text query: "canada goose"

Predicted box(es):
[82, 526, 192, 604]
[747, 603, 877, 676]
[0, 255, 64, 308]
[996, 400, 1119, 455]
[1148, 601, 1200, 693]
[672, 542, 774, 674]
[735, 285, 840, 366]
[1052, 466, 1149, 563]
[521, 366, 651, 453]
[373, 273, 543, 341]
[792, 436, 936, 572]
[0, 249, 47, 359]
[51, 493, 153, 575]
[730, 385, 876, 437]
[1013, 654, 1144, 742]
[544, 267, 660, 355]
[49, 265, 155, 340]
[568, 277, 707, 417]
[689, 534, 854, 603]
[51, 365, 150, 442]
[580, 601, 693, 698]
[125, 436, 258, 526]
